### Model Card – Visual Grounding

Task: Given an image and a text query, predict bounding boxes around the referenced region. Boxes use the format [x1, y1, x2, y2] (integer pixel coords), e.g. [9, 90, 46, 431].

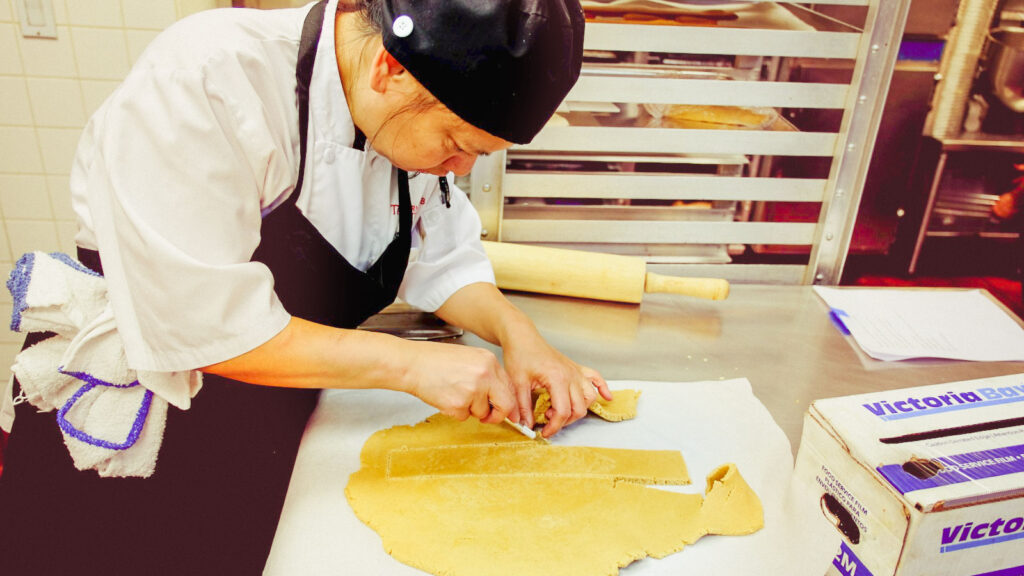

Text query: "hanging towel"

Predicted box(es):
[6, 252, 202, 478]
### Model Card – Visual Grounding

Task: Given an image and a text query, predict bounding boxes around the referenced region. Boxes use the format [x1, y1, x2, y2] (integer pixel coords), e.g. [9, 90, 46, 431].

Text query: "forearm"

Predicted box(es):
[201, 316, 416, 392]
[434, 282, 540, 347]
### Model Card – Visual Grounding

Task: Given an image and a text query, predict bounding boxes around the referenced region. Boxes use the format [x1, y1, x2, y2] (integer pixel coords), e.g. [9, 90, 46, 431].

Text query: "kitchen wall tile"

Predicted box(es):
[51, 0, 68, 26]
[17, 26, 77, 78]
[36, 127, 81, 175]
[0, 174, 51, 219]
[176, 0, 224, 19]
[70, 27, 129, 80]
[0, 302, 24, 341]
[0, 76, 32, 126]
[0, 324, 24, 345]
[0, 23, 24, 74]
[0, 218, 12, 262]
[80, 79, 118, 117]
[0, 263, 12, 305]
[122, 0, 177, 30]
[27, 77, 86, 128]
[55, 219, 77, 254]
[0, 127, 43, 173]
[6, 219, 60, 256]
[46, 175, 74, 220]
[0, 0, 12, 22]
[67, 0, 123, 28]
[125, 29, 158, 65]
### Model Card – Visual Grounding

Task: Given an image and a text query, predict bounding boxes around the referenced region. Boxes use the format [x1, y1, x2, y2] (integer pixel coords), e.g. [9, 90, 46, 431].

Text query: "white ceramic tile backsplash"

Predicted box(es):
[125, 29, 159, 65]
[0, 23, 24, 74]
[16, 27, 79, 78]
[0, 0, 231, 382]
[71, 27, 130, 80]
[0, 174, 52, 219]
[123, 0, 177, 30]
[80, 79, 119, 116]
[6, 219, 59, 258]
[27, 77, 87, 127]
[0, 76, 32, 126]
[0, 219, 11, 262]
[0, 127, 43, 173]
[66, 0, 124, 28]
[36, 128, 81, 175]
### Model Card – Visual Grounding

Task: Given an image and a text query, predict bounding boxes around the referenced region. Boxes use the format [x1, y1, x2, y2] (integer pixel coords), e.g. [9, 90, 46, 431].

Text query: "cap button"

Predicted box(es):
[392, 15, 413, 38]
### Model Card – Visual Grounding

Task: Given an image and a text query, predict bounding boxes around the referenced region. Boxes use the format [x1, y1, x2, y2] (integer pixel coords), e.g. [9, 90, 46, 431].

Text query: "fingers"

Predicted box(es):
[481, 369, 516, 425]
[584, 367, 613, 401]
[540, 377, 591, 438]
[514, 377, 534, 428]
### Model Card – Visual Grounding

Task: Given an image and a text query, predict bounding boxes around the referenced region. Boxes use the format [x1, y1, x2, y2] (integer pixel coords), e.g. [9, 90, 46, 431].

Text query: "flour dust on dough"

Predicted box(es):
[345, 413, 763, 576]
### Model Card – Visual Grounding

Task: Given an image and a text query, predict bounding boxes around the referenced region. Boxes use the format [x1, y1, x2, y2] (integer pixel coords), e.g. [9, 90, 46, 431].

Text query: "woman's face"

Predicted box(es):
[369, 97, 513, 177]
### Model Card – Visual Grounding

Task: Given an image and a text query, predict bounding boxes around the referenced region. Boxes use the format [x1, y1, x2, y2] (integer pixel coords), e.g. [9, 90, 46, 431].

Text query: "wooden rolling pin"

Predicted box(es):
[482, 241, 729, 303]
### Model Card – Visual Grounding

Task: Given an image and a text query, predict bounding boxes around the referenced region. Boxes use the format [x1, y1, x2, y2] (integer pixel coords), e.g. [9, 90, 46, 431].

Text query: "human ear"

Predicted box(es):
[368, 45, 406, 94]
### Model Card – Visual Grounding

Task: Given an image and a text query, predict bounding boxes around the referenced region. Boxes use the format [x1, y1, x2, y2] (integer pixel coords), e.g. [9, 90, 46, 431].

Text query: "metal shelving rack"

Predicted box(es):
[467, 0, 911, 285]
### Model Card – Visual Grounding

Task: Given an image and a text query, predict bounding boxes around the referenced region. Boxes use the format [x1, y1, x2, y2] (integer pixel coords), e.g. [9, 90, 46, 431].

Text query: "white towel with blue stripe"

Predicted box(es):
[5, 252, 202, 478]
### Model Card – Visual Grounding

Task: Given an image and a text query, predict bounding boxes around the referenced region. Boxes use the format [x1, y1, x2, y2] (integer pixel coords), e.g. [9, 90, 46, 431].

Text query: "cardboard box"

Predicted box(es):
[792, 373, 1024, 576]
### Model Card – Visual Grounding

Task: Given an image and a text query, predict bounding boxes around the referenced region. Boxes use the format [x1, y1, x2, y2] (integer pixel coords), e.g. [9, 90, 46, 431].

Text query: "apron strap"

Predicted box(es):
[283, 0, 327, 210]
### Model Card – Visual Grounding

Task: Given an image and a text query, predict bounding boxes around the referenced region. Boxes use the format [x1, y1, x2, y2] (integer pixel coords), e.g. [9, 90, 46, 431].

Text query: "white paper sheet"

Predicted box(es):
[813, 287, 1024, 362]
[266, 379, 834, 576]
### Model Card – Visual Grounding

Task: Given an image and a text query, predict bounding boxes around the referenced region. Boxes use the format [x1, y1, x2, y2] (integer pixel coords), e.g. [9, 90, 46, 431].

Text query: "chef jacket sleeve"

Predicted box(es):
[398, 178, 495, 312]
[79, 63, 297, 372]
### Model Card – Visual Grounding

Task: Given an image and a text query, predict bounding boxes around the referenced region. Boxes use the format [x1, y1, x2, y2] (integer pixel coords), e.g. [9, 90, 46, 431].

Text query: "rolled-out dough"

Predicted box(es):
[345, 413, 763, 576]
[534, 388, 642, 425]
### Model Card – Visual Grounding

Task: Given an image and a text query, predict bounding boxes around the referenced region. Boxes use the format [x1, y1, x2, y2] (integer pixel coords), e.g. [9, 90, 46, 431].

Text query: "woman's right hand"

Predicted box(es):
[401, 341, 518, 425]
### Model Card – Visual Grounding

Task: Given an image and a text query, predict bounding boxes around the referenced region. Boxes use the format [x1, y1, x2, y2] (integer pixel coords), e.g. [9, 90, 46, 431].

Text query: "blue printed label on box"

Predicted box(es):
[878, 444, 1024, 494]
[833, 541, 875, 576]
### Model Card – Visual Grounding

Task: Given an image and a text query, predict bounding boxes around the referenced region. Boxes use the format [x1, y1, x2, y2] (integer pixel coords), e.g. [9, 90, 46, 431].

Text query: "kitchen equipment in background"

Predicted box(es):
[357, 302, 462, 341]
[988, 27, 1024, 113]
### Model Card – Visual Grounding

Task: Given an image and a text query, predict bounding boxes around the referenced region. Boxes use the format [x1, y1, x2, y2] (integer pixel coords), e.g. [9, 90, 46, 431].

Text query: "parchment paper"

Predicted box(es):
[266, 378, 832, 576]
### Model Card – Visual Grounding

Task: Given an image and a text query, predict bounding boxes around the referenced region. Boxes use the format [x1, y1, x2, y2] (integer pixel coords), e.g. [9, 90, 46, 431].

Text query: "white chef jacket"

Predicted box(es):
[68, 0, 495, 373]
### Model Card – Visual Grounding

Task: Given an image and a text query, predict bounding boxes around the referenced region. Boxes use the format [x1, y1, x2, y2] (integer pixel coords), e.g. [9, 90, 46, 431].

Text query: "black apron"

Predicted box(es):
[0, 3, 410, 574]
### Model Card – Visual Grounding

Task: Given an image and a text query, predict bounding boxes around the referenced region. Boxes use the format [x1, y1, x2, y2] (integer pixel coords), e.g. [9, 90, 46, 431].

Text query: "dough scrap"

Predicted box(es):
[534, 388, 641, 425]
[345, 414, 763, 576]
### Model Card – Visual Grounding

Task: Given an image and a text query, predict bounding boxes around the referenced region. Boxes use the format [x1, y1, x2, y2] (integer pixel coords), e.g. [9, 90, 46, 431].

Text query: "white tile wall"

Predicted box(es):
[125, 29, 160, 64]
[123, 0, 177, 30]
[0, 127, 42, 173]
[66, 0, 124, 28]
[16, 27, 79, 78]
[0, 76, 32, 126]
[0, 0, 228, 379]
[27, 77, 86, 127]
[0, 174, 51, 219]
[0, 23, 25, 75]
[70, 27, 130, 80]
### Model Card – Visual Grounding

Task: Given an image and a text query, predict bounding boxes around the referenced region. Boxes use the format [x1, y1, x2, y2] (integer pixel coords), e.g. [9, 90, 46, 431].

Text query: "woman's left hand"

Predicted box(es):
[502, 333, 611, 438]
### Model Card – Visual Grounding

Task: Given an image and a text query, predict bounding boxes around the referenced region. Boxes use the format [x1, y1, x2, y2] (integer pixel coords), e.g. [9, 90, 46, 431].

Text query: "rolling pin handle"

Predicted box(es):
[644, 272, 730, 301]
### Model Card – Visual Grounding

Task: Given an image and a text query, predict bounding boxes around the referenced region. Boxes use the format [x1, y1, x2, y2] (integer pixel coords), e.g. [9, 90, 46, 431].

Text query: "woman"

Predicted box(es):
[0, 0, 607, 573]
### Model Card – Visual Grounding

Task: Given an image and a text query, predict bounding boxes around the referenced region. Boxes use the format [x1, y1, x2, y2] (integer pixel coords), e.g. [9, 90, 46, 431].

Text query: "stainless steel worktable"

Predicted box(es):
[459, 285, 1024, 454]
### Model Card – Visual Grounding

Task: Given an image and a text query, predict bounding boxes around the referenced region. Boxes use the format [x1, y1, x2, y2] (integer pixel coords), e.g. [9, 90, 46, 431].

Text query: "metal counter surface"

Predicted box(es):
[458, 285, 1024, 454]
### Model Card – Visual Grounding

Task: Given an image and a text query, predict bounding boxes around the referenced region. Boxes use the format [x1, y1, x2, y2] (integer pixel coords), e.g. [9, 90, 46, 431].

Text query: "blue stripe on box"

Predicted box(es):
[878, 443, 1024, 494]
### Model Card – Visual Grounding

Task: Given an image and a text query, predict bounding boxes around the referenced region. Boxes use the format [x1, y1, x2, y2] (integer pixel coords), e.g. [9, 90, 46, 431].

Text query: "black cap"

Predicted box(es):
[379, 0, 584, 145]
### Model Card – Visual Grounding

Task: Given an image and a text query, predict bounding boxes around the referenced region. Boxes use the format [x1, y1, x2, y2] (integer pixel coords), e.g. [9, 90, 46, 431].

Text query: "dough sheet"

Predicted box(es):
[534, 388, 642, 425]
[346, 413, 764, 576]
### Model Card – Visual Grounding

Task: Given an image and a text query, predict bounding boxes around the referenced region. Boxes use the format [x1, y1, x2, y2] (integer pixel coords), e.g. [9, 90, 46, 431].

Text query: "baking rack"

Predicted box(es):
[465, 0, 912, 285]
